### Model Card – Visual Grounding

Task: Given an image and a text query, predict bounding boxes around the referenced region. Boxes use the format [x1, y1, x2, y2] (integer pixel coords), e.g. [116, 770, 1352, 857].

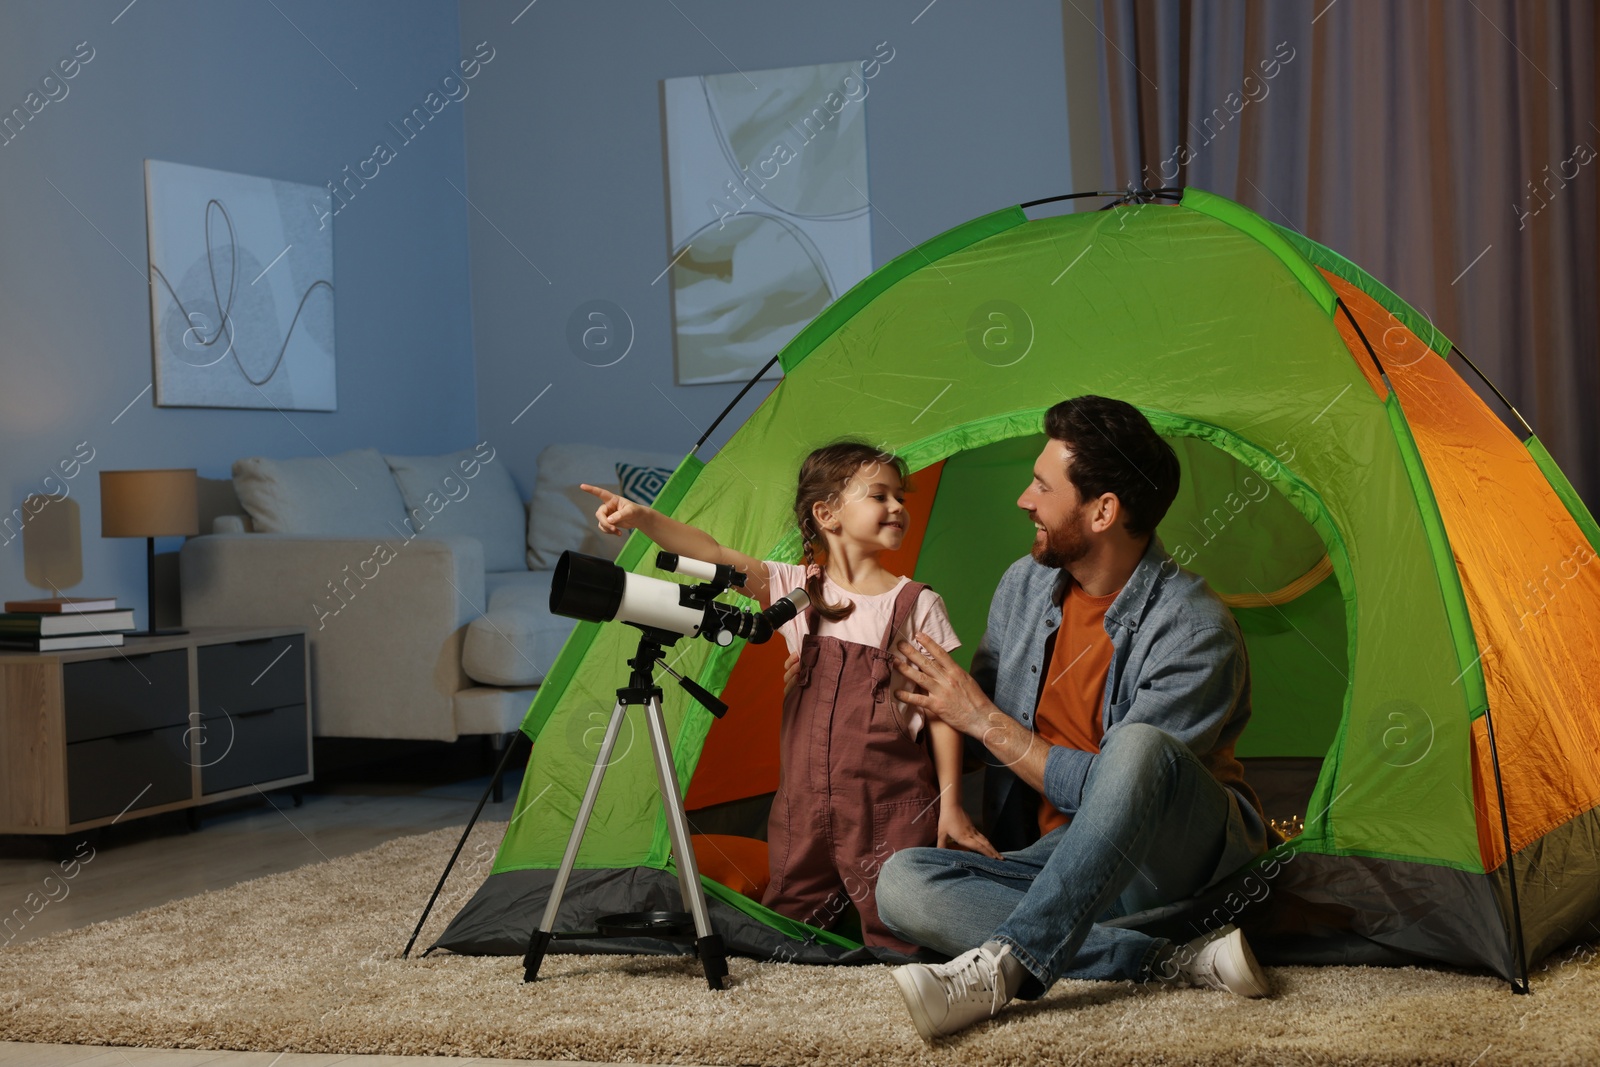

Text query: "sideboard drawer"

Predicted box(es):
[67, 724, 192, 822]
[200, 704, 309, 795]
[63, 651, 189, 743]
[197, 635, 305, 715]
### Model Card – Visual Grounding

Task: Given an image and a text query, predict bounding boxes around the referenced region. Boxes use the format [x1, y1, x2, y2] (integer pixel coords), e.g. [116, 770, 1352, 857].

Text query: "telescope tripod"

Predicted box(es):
[521, 628, 728, 990]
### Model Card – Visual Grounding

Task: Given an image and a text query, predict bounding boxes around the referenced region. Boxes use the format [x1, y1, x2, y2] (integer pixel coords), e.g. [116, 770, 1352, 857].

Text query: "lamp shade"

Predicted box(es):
[100, 469, 200, 538]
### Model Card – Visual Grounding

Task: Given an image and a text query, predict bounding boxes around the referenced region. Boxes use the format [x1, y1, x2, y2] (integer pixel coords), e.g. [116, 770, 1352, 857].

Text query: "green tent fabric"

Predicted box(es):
[433, 189, 1599, 985]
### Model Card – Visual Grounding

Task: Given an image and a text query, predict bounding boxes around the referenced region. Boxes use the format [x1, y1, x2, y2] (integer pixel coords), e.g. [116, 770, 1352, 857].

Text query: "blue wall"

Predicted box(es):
[0, 0, 478, 622]
[0, 0, 1077, 621]
[457, 0, 1075, 491]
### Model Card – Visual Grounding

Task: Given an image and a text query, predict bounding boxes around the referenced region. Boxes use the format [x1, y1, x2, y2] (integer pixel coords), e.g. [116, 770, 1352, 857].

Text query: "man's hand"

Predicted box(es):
[783, 651, 800, 697]
[898, 633, 1052, 795]
[893, 633, 996, 739]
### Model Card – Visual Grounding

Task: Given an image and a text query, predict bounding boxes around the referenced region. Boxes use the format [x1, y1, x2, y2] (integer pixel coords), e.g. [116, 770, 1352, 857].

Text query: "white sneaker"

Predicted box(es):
[1173, 925, 1272, 997]
[891, 942, 1018, 1042]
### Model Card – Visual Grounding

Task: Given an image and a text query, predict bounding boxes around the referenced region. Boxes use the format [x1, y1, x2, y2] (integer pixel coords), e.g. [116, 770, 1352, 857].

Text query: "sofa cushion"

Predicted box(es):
[232, 448, 408, 536]
[461, 571, 579, 687]
[616, 462, 675, 505]
[525, 443, 681, 569]
[484, 568, 555, 600]
[386, 445, 526, 572]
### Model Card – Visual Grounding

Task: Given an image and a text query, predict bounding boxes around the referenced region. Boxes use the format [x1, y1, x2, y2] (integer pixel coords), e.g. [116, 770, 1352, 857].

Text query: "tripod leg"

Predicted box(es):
[643, 695, 728, 990]
[523, 699, 629, 982]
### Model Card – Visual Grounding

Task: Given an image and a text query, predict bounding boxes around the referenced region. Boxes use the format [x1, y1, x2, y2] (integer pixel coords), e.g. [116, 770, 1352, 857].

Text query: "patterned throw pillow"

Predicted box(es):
[615, 462, 674, 505]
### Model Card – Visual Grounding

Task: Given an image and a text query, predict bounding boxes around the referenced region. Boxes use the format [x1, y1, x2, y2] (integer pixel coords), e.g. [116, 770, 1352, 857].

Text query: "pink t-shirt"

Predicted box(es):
[765, 561, 961, 739]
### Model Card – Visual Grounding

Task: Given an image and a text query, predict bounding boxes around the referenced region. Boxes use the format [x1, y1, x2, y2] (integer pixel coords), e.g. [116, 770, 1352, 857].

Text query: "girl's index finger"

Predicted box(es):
[579, 483, 615, 501]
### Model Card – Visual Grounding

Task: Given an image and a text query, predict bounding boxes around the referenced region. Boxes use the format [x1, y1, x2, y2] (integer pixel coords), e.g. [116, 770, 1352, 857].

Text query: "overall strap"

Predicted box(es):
[878, 580, 930, 650]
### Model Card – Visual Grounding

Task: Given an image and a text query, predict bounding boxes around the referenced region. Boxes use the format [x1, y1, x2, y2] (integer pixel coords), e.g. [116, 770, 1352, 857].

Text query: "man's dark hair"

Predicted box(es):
[1043, 396, 1180, 537]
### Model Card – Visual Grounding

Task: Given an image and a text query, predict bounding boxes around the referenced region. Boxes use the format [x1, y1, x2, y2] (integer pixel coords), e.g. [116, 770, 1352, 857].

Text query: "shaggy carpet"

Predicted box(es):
[1, 821, 1597, 1066]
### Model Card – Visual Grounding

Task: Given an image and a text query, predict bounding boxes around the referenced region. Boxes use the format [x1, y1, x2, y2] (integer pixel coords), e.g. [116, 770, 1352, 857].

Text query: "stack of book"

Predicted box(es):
[0, 597, 138, 651]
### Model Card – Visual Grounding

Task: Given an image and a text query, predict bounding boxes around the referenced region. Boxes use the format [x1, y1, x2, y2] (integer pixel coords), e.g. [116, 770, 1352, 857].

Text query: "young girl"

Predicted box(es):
[581, 442, 998, 954]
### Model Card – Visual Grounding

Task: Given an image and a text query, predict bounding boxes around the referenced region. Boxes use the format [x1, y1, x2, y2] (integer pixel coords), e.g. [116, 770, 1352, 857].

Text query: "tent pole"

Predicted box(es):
[1334, 297, 1394, 392]
[1332, 295, 1535, 441]
[1020, 187, 1181, 210]
[1448, 344, 1536, 439]
[1483, 703, 1532, 993]
[1339, 292, 1531, 991]
[401, 731, 526, 958]
[693, 353, 782, 456]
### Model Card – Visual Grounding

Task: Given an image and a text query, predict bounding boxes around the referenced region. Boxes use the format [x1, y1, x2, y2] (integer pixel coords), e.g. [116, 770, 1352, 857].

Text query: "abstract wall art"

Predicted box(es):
[663, 53, 887, 385]
[144, 159, 336, 410]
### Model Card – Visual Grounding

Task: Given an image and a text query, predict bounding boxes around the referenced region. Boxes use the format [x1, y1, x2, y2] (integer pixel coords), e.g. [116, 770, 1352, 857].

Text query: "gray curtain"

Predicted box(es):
[1092, 0, 1599, 507]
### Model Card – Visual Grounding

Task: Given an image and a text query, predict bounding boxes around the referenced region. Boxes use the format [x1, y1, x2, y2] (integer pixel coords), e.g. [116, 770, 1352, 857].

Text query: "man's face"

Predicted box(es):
[1018, 440, 1092, 569]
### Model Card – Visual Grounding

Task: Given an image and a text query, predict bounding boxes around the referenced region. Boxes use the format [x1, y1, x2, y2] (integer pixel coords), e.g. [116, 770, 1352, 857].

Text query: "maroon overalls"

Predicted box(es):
[761, 580, 941, 953]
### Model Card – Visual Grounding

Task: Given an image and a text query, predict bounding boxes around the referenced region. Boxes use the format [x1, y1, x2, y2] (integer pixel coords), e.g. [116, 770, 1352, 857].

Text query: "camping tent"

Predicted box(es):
[435, 188, 1600, 986]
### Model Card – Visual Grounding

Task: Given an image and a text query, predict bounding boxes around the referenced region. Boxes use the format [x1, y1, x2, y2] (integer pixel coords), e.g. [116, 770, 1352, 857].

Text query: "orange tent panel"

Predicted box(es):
[1327, 273, 1600, 869]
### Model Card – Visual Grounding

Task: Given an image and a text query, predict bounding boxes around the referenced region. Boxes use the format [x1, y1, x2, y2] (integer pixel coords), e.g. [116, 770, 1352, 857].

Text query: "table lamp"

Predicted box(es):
[100, 469, 199, 637]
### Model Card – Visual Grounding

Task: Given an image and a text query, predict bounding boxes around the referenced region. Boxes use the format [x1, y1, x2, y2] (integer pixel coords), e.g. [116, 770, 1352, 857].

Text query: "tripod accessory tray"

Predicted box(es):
[595, 910, 695, 938]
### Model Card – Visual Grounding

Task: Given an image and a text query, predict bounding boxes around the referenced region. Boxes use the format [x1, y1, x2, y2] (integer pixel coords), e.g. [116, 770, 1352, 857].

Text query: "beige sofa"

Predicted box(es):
[179, 442, 678, 746]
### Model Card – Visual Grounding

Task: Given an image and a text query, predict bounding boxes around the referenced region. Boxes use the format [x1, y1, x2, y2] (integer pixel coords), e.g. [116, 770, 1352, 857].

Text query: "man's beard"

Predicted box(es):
[1032, 511, 1090, 569]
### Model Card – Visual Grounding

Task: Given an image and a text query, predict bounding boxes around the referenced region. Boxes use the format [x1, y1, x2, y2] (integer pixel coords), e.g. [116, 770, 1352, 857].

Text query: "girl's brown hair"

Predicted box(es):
[794, 441, 910, 622]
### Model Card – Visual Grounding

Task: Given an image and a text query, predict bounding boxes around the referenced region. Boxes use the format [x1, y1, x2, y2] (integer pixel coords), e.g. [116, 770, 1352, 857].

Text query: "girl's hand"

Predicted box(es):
[938, 800, 1002, 859]
[580, 483, 649, 536]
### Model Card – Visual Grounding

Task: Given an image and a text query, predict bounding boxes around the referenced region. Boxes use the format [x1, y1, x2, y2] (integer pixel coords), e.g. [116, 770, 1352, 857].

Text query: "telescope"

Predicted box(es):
[550, 549, 809, 650]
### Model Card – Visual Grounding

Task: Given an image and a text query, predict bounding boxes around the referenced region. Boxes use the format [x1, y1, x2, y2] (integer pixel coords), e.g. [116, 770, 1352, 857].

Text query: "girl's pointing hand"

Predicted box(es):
[580, 483, 647, 536]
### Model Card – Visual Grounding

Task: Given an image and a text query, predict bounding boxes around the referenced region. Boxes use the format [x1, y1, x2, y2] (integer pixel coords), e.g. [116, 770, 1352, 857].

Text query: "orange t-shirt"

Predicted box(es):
[1034, 582, 1118, 835]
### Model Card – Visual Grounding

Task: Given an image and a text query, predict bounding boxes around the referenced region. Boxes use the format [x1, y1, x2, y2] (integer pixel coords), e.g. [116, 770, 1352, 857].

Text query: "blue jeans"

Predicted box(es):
[876, 723, 1233, 990]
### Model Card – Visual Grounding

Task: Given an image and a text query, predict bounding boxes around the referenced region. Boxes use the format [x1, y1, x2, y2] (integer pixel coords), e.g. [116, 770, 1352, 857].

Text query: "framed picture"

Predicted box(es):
[663, 60, 876, 385]
[145, 159, 336, 410]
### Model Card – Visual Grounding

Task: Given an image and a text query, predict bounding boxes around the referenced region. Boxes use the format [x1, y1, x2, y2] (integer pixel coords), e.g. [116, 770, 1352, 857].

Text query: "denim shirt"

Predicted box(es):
[971, 535, 1269, 877]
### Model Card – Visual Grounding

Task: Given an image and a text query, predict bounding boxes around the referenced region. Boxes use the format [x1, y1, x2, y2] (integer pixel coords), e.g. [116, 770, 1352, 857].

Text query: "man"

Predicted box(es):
[876, 395, 1272, 1042]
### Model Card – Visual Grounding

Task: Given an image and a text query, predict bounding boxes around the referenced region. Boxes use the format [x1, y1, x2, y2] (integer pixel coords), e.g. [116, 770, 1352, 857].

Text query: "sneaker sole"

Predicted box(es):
[1222, 932, 1272, 998]
[890, 966, 942, 1044]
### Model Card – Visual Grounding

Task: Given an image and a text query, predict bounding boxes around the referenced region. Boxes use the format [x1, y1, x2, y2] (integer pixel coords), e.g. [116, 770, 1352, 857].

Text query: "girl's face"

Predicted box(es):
[816, 462, 908, 553]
